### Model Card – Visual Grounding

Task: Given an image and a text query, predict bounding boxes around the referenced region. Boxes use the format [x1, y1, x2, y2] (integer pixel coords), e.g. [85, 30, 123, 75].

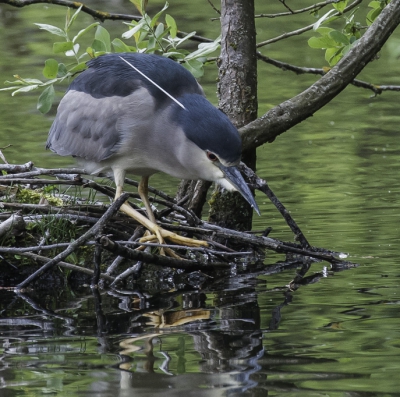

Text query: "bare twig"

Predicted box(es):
[105, 227, 144, 276]
[0, 167, 84, 179]
[255, 0, 342, 18]
[15, 193, 130, 289]
[256, 52, 400, 95]
[116, 240, 253, 257]
[0, 249, 115, 281]
[256, 0, 363, 48]
[207, 0, 220, 15]
[98, 235, 230, 270]
[239, 163, 311, 249]
[0, 213, 26, 238]
[279, 0, 294, 13]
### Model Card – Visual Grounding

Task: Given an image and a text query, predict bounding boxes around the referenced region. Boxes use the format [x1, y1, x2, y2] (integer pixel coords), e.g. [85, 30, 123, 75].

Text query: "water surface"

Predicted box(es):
[1, 1, 400, 396]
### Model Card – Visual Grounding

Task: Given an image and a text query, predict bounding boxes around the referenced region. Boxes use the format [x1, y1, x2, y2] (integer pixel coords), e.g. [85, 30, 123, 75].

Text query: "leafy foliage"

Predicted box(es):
[308, 0, 389, 66]
[0, 2, 220, 114]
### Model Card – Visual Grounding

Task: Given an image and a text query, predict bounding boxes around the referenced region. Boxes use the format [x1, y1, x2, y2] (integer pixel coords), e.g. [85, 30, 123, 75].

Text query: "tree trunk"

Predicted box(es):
[208, 0, 258, 231]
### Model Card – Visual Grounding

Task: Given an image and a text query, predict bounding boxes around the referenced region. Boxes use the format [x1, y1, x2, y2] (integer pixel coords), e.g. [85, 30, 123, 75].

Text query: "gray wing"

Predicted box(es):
[46, 85, 155, 163]
[46, 53, 205, 163]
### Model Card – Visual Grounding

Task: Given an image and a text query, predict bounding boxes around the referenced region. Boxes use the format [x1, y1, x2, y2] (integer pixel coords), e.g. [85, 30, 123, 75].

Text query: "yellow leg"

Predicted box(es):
[114, 178, 208, 248]
[137, 176, 167, 254]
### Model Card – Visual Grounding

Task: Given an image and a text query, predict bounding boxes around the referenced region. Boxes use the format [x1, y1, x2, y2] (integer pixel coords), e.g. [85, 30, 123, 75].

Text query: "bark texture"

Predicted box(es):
[208, 0, 258, 231]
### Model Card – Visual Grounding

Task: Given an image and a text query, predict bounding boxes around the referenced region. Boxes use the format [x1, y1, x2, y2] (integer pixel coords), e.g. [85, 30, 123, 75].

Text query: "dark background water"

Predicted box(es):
[1, 1, 400, 396]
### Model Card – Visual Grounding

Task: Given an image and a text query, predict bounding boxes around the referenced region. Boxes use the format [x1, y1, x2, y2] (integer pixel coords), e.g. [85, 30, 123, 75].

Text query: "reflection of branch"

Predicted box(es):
[241, 1, 400, 151]
[256, 0, 363, 48]
[257, 53, 400, 95]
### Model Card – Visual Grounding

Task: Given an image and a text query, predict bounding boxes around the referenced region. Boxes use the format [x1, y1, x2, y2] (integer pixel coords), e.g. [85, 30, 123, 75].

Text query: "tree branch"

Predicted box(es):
[240, 1, 400, 151]
[255, 0, 342, 18]
[0, 0, 140, 22]
[0, 0, 212, 43]
[257, 53, 400, 95]
[256, 0, 364, 48]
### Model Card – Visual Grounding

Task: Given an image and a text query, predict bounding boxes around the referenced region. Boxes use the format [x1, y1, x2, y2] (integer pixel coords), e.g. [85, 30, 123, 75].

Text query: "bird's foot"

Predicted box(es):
[120, 202, 208, 255]
[139, 226, 207, 248]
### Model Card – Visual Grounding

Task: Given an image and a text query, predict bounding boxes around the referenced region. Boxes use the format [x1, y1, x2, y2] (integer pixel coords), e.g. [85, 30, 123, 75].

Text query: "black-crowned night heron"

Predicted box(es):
[46, 53, 259, 248]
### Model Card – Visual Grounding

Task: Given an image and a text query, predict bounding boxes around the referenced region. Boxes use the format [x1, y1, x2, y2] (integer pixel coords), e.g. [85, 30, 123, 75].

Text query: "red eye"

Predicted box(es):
[207, 151, 218, 161]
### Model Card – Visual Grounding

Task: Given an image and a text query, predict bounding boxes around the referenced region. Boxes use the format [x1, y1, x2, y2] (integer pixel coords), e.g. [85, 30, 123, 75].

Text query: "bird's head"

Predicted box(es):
[171, 94, 260, 215]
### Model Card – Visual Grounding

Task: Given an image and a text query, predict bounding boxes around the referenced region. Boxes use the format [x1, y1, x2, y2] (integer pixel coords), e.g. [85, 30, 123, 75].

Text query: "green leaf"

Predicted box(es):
[42, 59, 59, 79]
[368, 1, 382, 9]
[315, 27, 334, 36]
[130, 0, 148, 15]
[147, 35, 156, 50]
[12, 77, 43, 85]
[58, 63, 68, 77]
[73, 22, 100, 43]
[341, 43, 353, 57]
[86, 47, 95, 58]
[163, 51, 185, 59]
[185, 38, 220, 60]
[68, 62, 87, 74]
[122, 19, 147, 39]
[176, 31, 196, 46]
[11, 85, 39, 96]
[366, 7, 382, 24]
[53, 41, 74, 53]
[95, 25, 111, 52]
[92, 38, 107, 53]
[112, 38, 133, 53]
[3, 80, 25, 86]
[333, 0, 347, 13]
[37, 84, 55, 113]
[325, 47, 342, 65]
[313, 9, 337, 30]
[34, 23, 67, 38]
[150, 2, 169, 28]
[154, 22, 164, 38]
[165, 14, 177, 39]
[183, 59, 204, 78]
[329, 30, 349, 45]
[67, 5, 83, 31]
[65, 43, 80, 57]
[0, 86, 20, 92]
[308, 35, 337, 49]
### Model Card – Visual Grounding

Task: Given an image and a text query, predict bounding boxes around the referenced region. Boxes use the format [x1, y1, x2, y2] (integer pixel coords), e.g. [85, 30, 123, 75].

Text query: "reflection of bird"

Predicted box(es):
[46, 53, 259, 247]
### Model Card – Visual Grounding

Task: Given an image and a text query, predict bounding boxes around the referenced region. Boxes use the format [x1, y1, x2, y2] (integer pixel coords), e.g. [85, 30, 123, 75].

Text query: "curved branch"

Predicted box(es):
[240, 1, 400, 151]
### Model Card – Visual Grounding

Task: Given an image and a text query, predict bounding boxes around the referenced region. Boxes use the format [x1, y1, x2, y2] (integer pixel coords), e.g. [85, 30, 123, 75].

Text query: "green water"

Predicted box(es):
[1, 1, 400, 396]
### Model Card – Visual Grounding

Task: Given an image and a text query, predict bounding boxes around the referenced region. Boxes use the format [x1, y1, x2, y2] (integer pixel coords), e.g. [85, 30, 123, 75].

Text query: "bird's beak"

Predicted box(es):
[217, 163, 260, 215]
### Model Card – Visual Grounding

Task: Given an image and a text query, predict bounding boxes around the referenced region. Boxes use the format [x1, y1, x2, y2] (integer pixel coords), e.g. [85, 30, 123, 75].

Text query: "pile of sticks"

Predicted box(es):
[0, 162, 355, 290]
